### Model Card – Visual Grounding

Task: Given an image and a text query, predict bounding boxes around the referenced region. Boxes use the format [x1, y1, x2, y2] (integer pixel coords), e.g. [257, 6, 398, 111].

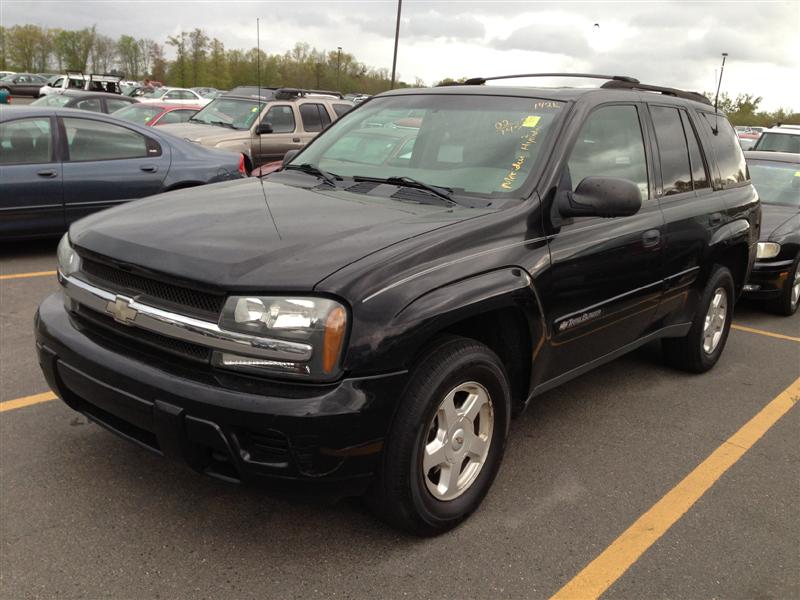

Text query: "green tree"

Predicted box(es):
[208, 38, 229, 89]
[117, 35, 141, 79]
[6, 24, 45, 71]
[149, 42, 167, 82]
[188, 28, 209, 87]
[166, 32, 188, 87]
[91, 34, 116, 73]
[53, 26, 96, 71]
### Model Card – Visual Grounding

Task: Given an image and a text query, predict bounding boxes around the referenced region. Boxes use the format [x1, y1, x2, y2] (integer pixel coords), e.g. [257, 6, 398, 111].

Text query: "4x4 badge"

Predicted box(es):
[106, 296, 138, 325]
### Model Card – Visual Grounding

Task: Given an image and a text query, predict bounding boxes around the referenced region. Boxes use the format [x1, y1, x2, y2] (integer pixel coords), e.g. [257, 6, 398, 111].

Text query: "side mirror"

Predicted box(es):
[557, 176, 642, 219]
[256, 122, 274, 135]
[282, 149, 300, 167]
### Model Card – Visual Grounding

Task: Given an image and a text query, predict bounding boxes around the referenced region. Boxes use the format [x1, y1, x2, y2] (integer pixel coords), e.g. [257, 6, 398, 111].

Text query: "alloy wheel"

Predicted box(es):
[702, 287, 728, 354]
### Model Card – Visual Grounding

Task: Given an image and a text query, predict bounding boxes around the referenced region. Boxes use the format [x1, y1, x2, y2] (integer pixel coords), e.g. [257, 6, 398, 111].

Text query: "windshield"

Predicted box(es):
[748, 160, 800, 207]
[755, 132, 800, 153]
[292, 94, 565, 198]
[31, 94, 71, 107]
[112, 103, 163, 125]
[190, 97, 264, 130]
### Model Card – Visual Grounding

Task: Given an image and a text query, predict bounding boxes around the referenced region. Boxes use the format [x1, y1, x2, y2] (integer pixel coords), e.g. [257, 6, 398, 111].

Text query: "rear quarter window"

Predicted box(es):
[698, 112, 748, 187]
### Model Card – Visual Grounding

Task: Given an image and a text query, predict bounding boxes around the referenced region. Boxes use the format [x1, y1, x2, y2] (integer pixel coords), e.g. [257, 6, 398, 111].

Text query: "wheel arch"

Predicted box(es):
[708, 218, 754, 296]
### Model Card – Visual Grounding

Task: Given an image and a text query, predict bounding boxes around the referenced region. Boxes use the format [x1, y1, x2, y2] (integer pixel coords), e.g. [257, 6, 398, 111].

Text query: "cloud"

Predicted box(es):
[491, 25, 591, 57]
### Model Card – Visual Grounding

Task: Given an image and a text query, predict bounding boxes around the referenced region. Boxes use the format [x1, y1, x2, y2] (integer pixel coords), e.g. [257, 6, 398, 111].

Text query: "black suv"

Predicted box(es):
[36, 74, 759, 535]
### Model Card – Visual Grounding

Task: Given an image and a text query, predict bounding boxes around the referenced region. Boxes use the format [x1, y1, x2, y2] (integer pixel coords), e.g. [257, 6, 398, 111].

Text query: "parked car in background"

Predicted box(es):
[139, 87, 212, 106]
[752, 124, 800, 153]
[735, 126, 765, 150]
[158, 87, 354, 171]
[39, 72, 124, 98]
[743, 150, 800, 315]
[344, 93, 371, 104]
[0, 71, 16, 79]
[0, 106, 246, 239]
[31, 90, 138, 114]
[112, 103, 202, 127]
[0, 73, 48, 97]
[191, 87, 225, 99]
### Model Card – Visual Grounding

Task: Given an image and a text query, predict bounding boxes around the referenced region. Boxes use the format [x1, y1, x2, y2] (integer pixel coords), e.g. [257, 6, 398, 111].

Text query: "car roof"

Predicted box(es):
[377, 84, 714, 111]
[744, 151, 800, 163]
[60, 90, 135, 100]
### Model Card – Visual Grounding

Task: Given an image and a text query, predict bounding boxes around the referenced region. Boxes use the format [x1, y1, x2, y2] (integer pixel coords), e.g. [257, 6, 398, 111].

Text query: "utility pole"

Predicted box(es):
[337, 46, 342, 90]
[390, 0, 402, 89]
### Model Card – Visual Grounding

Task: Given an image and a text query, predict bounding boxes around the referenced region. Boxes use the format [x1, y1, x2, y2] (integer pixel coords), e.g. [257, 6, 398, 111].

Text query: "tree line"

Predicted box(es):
[0, 24, 419, 94]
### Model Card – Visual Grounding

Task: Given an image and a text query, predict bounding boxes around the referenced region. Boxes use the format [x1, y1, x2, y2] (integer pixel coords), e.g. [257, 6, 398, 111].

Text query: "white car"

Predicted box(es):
[39, 72, 124, 97]
[753, 125, 800, 153]
[138, 87, 212, 106]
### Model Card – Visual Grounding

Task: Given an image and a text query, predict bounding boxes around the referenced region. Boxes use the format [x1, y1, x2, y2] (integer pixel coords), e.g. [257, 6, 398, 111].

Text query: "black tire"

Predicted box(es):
[662, 265, 735, 373]
[368, 335, 511, 536]
[766, 255, 800, 317]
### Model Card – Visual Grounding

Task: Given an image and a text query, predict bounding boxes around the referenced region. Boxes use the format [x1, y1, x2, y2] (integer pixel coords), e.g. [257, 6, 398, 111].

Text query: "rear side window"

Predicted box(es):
[651, 106, 692, 195]
[299, 103, 331, 132]
[106, 98, 133, 113]
[74, 98, 103, 113]
[63, 117, 149, 161]
[680, 111, 710, 189]
[699, 113, 747, 187]
[567, 104, 649, 201]
[0, 118, 53, 165]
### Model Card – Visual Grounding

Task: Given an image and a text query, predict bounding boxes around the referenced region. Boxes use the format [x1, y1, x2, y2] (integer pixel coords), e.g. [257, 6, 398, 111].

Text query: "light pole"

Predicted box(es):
[390, 0, 402, 89]
[337, 46, 342, 90]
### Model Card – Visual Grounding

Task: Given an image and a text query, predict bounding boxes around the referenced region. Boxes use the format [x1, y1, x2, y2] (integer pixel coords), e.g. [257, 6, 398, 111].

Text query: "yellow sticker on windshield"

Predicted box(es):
[795, 171, 800, 177]
[522, 115, 541, 128]
[251, 107, 259, 112]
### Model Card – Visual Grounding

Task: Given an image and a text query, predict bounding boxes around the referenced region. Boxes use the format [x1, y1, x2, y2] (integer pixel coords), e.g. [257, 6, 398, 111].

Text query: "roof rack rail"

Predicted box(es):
[600, 79, 711, 106]
[275, 87, 343, 99]
[459, 73, 640, 86]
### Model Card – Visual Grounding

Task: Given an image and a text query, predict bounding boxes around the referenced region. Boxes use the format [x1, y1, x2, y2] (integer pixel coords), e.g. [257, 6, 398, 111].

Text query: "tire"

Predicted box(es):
[766, 255, 800, 317]
[368, 335, 511, 536]
[662, 265, 735, 373]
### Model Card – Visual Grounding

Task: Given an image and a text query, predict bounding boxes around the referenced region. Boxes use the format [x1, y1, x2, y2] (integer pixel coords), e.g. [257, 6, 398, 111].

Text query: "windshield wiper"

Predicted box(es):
[353, 175, 455, 204]
[284, 163, 342, 187]
[207, 119, 236, 129]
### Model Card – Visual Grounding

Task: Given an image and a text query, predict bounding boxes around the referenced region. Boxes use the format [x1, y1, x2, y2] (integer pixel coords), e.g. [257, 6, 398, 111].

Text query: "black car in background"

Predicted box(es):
[36, 76, 759, 535]
[0, 107, 246, 239]
[31, 90, 138, 114]
[0, 73, 48, 97]
[744, 150, 800, 314]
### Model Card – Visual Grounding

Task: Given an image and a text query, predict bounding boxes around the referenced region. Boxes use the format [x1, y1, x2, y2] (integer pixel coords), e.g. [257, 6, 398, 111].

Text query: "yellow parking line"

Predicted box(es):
[550, 376, 800, 600]
[0, 270, 57, 281]
[732, 324, 800, 343]
[0, 392, 58, 413]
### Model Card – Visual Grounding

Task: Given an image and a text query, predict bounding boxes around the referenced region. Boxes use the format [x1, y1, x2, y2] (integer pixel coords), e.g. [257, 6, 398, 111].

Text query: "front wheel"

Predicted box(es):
[662, 265, 735, 373]
[368, 336, 511, 535]
[767, 256, 800, 316]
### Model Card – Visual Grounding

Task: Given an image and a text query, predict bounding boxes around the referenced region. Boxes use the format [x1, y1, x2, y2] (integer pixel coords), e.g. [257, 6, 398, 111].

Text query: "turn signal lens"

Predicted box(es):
[322, 306, 347, 374]
[756, 242, 781, 259]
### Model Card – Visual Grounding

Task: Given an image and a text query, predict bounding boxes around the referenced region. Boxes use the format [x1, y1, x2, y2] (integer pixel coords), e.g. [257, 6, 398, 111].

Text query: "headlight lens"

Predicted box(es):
[57, 234, 81, 276]
[216, 296, 348, 379]
[756, 242, 781, 259]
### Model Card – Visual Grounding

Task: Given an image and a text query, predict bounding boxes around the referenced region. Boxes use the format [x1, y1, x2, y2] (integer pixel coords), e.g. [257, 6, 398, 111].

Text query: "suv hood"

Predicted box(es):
[158, 122, 248, 145]
[70, 178, 487, 291]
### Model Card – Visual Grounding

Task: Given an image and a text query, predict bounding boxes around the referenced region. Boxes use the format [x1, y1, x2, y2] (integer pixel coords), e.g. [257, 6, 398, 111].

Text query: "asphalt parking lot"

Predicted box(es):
[1, 240, 798, 600]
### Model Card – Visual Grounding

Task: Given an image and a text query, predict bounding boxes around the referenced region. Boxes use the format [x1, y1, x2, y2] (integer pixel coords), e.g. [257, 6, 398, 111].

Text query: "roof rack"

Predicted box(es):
[225, 86, 344, 101]
[600, 79, 711, 106]
[460, 73, 640, 86]
[274, 87, 344, 100]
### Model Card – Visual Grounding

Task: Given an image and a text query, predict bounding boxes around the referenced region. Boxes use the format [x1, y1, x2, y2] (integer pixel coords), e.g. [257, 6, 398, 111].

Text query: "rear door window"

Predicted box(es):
[299, 103, 330, 132]
[0, 118, 53, 164]
[699, 113, 748, 187]
[63, 117, 149, 161]
[105, 98, 132, 113]
[680, 111, 710, 190]
[74, 98, 103, 113]
[650, 106, 692, 196]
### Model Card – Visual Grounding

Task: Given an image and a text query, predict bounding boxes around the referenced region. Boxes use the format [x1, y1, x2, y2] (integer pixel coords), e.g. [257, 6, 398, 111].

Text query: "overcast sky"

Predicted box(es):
[4, 0, 799, 110]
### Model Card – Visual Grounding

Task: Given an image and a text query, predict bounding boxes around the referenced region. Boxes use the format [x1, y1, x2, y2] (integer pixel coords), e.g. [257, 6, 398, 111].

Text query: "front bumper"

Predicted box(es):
[743, 258, 794, 299]
[35, 292, 407, 496]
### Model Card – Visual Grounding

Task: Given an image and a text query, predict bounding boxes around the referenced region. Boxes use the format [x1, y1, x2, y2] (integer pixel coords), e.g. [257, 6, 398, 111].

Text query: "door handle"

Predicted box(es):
[36, 169, 57, 178]
[140, 165, 158, 173]
[642, 229, 661, 248]
[709, 212, 723, 226]
[292, 138, 301, 143]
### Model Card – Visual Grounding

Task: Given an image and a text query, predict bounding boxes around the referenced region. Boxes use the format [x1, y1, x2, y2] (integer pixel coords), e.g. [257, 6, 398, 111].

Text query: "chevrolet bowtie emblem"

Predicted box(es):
[106, 296, 138, 325]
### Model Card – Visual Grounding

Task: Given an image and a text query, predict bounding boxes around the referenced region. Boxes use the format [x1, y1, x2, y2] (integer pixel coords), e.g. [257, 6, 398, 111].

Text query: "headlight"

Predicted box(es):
[215, 296, 348, 379]
[757, 242, 781, 259]
[57, 234, 81, 276]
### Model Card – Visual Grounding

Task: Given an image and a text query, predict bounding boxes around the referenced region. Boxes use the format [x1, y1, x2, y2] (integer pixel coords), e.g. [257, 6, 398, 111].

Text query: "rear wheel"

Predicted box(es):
[767, 256, 800, 316]
[663, 265, 735, 373]
[368, 336, 511, 535]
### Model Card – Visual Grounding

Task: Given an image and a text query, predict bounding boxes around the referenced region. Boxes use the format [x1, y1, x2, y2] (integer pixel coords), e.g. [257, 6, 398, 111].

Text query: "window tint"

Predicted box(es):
[299, 103, 330, 132]
[332, 103, 353, 117]
[567, 105, 649, 200]
[106, 98, 132, 113]
[263, 105, 295, 133]
[63, 118, 148, 161]
[699, 113, 747, 186]
[74, 98, 103, 113]
[680, 111, 709, 189]
[651, 106, 692, 195]
[0, 118, 52, 165]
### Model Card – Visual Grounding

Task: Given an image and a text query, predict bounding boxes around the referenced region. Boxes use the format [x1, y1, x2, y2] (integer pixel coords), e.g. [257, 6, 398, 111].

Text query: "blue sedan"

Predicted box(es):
[0, 107, 246, 239]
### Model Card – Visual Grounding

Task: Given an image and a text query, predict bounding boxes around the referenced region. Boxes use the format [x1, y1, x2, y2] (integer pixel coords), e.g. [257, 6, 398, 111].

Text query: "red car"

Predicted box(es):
[111, 103, 202, 127]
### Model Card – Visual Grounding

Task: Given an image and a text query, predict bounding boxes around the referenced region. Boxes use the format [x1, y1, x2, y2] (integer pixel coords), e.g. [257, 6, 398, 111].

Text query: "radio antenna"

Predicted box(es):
[257, 17, 263, 165]
[713, 52, 728, 134]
